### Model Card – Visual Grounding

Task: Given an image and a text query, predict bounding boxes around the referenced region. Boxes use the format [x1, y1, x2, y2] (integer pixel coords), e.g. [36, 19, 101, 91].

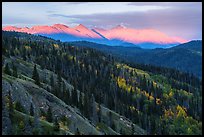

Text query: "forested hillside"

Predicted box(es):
[2, 31, 202, 135]
[69, 40, 202, 78]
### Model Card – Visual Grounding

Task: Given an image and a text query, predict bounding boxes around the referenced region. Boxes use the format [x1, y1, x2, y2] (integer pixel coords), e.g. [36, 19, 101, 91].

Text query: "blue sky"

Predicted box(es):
[2, 2, 202, 40]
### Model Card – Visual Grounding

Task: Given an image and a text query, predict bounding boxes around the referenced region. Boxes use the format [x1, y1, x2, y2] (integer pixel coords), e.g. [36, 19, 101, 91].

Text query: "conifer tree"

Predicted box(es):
[75, 128, 80, 135]
[65, 89, 71, 105]
[78, 91, 83, 112]
[30, 103, 34, 116]
[72, 86, 78, 107]
[90, 94, 98, 124]
[8, 90, 14, 121]
[53, 117, 60, 132]
[57, 72, 62, 91]
[97, 104, 102, 123]
[5, 63, 11, 76]
[131, 123, 135, 135]
[50, 74, 54, 88]
[15, 101, 26, 113]
[32, 64, 40, 86]
[83, 92, 90, 119]
[12, 62, 18, 77]
[33, 113, 40, 135]
[120, 128, 123, 135]
[108, 111, 113, 127]
[47, 106, 53, 123]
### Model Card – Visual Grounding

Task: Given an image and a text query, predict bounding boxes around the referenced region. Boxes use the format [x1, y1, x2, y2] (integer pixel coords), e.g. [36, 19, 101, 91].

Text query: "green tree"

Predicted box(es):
[75, 128, 80, 135]
[46, 106, 53, 123]
[78, 91, 83, 112]
[72, 86, 78, 107]
[50, 74, 54, 88]
[131, 123, 135, 135]
[32, 64, 40, 86]
[8, 90, 14, 121]
[57, 72, 62, 93]
[90, 94, 97, 124]
[97, 104, 102, 122]
[53, 117, 60, 132]
[15, 101, 26, 113]
[30, 103, 34, 116]
[5, 63, 11, 75]
[83, 92, 90, 119]
[12, 62, 18, 77]
[108, 111, 113, 127]
[120, 128, 123, 135]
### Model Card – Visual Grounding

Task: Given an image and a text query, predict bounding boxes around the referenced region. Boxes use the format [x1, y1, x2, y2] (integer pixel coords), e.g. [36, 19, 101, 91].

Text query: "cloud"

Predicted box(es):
[51, 9, 202, 39]
[51, 2, 201, 40]
[64, 2, 93, 5]
[2, 2, 202, 40]
[127, 2, 201, 7]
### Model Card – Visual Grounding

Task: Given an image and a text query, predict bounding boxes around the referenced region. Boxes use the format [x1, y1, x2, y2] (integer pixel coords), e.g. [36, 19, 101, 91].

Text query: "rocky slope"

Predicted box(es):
[2, 55, 146, 135]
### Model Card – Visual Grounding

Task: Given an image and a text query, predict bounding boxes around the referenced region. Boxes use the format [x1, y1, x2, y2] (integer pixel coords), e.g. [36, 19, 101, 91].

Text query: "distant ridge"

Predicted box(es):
[3, 24, 187, 48]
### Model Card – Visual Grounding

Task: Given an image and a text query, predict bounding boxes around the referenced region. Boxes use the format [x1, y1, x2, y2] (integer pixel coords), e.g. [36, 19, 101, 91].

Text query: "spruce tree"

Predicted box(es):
[50, 74, 54, 88]
[72, 86, 78, 107]
[108, 111, 113, 127]
[33, 112, 41, 135]
[15, 101, 26, 113]
[46, 106, 53, 123]
[65, 89, 71, 105]
[75, 128, 80, 135]
[120, 128, 123, 135]
[53, 117, 60, 132]
[30, 103, 34, 116]
[8, 90, 14, 121]
[57, 72, 62, 92]
[12, 62, 18, 78]
[5, 63, 11, 76]
[32, 64, 40, 86]
[97, 104, 102, 123]
[90, 94, 97, 124]
[131, 123, 135, 135]
[78, 91, 83, 112]
[83, 92, 90, 119]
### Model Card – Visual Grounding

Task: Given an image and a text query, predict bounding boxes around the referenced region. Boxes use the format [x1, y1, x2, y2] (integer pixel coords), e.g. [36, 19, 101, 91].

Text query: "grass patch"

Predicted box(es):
[11, 110, 70, 135]
[96, 122, 118, 135]
[2, 73, 16, 83]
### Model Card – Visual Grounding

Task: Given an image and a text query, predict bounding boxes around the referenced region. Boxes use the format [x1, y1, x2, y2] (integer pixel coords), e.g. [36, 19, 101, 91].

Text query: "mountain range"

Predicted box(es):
[3, 24, 187, 49]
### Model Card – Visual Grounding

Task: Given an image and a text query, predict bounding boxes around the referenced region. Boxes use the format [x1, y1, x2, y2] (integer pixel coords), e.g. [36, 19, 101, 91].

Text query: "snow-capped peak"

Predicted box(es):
[2, 24, 187, 44]
[3, 26, 20, 31]
[74, 24, 89, 31]
[53, 24, 69, 29]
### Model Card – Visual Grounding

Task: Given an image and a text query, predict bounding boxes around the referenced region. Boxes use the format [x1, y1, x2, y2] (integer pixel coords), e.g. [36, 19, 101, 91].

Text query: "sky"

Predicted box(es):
[2, 2, 202, 40]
